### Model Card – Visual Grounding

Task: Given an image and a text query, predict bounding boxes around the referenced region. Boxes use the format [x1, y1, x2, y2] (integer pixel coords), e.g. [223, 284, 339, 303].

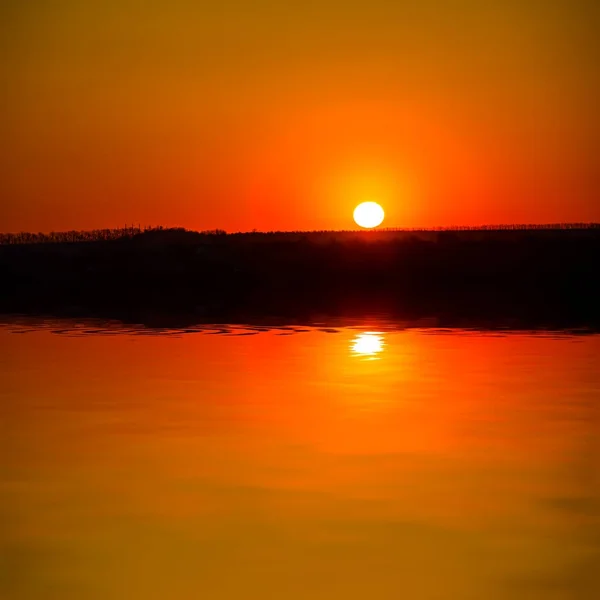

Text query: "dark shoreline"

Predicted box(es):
[2, 227, 599, 331]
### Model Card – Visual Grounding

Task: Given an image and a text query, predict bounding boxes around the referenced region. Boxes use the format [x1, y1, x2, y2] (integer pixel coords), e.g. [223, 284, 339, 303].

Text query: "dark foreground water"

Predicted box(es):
[1, 318, 599, 599]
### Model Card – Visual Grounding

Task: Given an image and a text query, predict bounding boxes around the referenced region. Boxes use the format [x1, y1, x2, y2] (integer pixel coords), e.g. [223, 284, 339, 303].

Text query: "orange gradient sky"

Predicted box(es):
[1, 1, 599, 232]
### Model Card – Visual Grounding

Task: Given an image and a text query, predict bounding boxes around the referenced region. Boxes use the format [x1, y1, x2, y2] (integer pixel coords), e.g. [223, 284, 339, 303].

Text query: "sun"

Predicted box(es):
[353, 202, 385, 229]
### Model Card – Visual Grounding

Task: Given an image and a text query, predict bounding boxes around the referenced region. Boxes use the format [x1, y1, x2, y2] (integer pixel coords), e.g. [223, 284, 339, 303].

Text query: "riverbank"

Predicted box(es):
[2, 227, 599, 329]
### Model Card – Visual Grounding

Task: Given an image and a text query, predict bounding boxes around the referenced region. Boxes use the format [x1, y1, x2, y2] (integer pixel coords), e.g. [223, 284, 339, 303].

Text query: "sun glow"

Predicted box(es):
[353, 202, 385, 228]
[351, 332, 385, 358]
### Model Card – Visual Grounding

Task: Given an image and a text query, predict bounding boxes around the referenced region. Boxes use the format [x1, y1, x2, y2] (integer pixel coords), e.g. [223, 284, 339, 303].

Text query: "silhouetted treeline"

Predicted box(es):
[1, 226, 599, 329]
[0, 225, 159, 245]
[1, 223, 598, 245]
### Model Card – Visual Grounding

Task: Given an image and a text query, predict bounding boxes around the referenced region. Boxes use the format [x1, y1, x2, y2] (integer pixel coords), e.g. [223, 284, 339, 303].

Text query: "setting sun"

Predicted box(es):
[353, 202, 385, 229]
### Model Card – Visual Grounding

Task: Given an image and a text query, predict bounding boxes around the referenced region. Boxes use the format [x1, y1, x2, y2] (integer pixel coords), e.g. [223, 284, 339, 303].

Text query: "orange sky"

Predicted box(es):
[1, 1, 599, 232]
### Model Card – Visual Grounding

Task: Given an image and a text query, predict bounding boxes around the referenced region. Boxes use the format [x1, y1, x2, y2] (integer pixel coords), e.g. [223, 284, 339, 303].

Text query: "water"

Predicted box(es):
[1, 319, 599, 599]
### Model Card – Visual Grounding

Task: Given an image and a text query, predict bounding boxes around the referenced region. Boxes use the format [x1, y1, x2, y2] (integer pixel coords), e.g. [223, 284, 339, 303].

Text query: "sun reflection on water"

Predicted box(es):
[351, 332, 385, 359]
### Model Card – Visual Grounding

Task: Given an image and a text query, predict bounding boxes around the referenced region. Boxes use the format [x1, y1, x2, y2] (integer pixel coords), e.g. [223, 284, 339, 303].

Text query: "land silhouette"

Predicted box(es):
[1, 224, 599, 330]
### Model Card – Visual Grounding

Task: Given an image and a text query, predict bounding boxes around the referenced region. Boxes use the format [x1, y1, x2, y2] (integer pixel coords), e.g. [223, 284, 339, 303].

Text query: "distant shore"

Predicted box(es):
[1, 226, 599, 329]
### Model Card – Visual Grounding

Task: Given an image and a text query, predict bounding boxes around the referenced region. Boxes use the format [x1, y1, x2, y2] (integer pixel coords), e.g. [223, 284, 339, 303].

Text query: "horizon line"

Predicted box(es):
[2, 222, 600, 238]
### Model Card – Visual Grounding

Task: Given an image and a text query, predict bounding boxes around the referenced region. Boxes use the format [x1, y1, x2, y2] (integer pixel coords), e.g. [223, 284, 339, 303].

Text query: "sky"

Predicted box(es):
[1, 0, 599, 232]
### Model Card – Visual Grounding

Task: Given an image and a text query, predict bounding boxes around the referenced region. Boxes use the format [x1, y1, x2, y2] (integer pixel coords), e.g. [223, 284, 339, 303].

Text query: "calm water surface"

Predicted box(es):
[1, 319, 599, 599]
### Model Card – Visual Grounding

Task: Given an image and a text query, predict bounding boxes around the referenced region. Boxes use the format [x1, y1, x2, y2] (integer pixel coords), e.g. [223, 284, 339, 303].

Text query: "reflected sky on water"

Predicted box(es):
[1, 320, 599, 600]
